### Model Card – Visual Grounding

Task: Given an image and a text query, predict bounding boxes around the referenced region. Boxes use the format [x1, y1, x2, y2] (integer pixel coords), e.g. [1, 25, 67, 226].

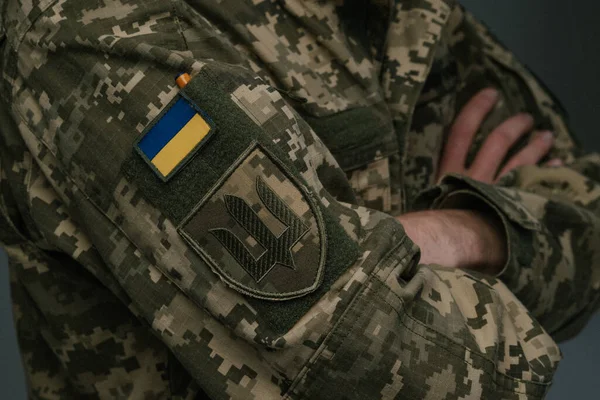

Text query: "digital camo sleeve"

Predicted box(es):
[415, 6, 600, 343]
[0, 0, 562, 398]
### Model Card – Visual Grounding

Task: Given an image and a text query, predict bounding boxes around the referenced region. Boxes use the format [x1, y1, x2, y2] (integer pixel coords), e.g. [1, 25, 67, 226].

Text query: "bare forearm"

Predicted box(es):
[398, 210, 506, 274]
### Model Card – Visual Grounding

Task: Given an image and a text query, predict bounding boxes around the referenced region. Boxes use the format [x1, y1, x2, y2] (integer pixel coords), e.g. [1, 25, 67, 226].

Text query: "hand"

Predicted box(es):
[437, 88, 562, 183]
[398, 209, 506, 273]
[399, 88, 562, 273]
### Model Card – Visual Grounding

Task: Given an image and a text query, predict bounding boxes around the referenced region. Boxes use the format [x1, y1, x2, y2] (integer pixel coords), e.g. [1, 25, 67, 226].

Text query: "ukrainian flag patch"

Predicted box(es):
[136, 96, 215, 181]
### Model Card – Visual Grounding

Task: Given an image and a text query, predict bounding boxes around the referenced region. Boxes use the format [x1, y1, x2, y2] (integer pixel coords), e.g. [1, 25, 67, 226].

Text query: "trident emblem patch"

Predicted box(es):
[210, 176, 309, 283]
[179, 144, 326, 300]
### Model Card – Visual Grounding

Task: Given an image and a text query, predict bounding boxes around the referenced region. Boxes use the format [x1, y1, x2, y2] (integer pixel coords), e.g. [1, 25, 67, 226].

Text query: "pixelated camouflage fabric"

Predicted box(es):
[0, 0, 598, 399]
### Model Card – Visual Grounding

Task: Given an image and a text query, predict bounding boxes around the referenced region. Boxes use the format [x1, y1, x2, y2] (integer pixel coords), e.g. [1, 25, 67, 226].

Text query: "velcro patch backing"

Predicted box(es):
[122, 66, 359, 334]
[179, 143, 326, 300]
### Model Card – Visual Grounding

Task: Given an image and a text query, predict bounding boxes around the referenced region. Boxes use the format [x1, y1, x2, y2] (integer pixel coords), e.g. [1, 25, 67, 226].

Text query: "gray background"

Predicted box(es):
[1, 1, 599, 398]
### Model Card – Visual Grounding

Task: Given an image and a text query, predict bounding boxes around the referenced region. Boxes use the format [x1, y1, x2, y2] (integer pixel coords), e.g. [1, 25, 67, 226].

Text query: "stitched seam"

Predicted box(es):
[439, 174, 542, 230]
[171, 1, 190, 51]
[282, 258, 371, 399]
[371, 274, 553, 392]
[285, 236, 411, 398]
[286, 238, 550, 398]
[393, 3, 453, 213]
[0, 145, 30, 243]
[4, 0, 60, 99]
[12, 0, 58, 49]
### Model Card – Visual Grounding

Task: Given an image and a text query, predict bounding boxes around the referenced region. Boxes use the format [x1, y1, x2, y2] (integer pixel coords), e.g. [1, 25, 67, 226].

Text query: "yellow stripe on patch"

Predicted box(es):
[151, 114, 211, 176]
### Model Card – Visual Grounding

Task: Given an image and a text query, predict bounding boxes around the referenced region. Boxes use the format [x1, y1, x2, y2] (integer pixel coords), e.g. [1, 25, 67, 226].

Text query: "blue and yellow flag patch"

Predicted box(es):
[136, 96, 215, 181]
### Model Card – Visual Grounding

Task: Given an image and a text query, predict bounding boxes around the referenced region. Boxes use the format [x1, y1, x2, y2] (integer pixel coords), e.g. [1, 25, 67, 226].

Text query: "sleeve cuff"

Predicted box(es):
[413, 173, 540, 283]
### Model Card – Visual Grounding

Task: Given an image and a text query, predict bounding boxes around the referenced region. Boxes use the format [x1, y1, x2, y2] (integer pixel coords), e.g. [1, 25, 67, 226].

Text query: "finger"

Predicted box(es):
[496, 131, 555, 179]
[438, 88, 499, 177]
[545, 158, 564, 167]
[469, 113, 535, 182]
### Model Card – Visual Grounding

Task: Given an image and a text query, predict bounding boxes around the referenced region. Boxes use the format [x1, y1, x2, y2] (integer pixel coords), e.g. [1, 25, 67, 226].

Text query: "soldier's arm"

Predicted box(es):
[0, 1, 562, 398]
[401, 88, 558, 273]
[415, 6, 600, 342]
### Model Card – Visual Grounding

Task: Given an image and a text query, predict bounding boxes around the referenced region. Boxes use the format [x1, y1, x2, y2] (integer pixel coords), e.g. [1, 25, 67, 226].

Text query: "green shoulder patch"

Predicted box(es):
[179, 143, 326, 300]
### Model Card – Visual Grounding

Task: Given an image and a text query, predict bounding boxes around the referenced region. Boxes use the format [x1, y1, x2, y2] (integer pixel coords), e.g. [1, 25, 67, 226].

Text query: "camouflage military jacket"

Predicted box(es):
[1, 0, 599, 399]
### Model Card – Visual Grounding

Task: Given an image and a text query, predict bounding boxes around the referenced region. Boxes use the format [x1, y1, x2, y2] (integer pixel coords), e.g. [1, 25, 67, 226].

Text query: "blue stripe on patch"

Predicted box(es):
[138, 97, 197, 159]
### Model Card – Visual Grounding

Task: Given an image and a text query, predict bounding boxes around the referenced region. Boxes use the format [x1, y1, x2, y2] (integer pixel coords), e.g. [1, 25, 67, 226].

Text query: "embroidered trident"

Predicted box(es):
[210, 176, 309, 282]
